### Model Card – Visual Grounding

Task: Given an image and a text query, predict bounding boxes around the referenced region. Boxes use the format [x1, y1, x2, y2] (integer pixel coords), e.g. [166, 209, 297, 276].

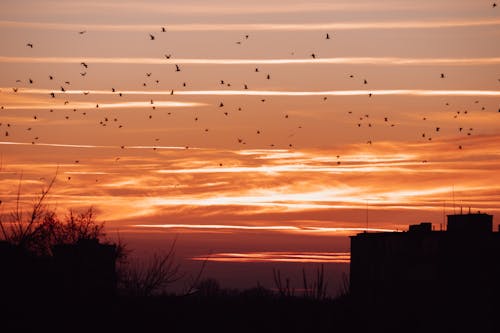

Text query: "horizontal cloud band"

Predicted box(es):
[1, 56, 499, 66]
[5, 88, 500, 97]
[191, 251, 351, 263]
[1, 19, 500, 31]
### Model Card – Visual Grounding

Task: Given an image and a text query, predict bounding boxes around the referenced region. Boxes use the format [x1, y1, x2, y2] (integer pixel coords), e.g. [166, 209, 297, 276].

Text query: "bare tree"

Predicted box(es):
[119, 239, 182, 297]
[302, 264, 328, 300]
[273, 268, 294, 297]
[337, 272, 350, 299]
[1, 175, 108, 256]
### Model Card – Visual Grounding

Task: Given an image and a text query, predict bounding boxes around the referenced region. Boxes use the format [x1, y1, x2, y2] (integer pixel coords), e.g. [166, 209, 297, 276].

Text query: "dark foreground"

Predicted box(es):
[3, 292, 499, 333]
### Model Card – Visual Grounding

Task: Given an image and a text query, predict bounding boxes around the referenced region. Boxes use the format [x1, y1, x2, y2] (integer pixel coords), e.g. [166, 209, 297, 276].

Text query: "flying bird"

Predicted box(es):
[175, 64, 181, 72]
[149, 34, 155, 40]
[326, 33, 330, 39]
[81, 62, 88, 68]
[161, 27, 166, 32]
[26, 43, 33, 48]
[440, 73, 445, 78]
[78, 30, 87, 34]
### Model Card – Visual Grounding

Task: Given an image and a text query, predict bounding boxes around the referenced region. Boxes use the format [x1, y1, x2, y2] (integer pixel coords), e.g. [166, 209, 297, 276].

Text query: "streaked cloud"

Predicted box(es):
[4, 87, 500, 98]
[1, 19, 500, 31]
[2, 100, 206, 110]
[0, 141, 195, 150]
[134, 223, 397, 234]
[2, 56, 500, 66]
[191, 251, 351, 263]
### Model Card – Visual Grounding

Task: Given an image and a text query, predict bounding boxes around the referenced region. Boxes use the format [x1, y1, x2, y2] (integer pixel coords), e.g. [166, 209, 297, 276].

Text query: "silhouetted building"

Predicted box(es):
[350, 212, 500, 312]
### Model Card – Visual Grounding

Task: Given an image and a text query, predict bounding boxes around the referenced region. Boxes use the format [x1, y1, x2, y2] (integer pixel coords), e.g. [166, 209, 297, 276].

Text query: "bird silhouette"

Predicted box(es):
[149, 34, 155, 40]
[81, 62, 88, 68]
[326, 33, 330, 39]
[26, 43, 33, 48]
[311, 53, 316, 59]
[440, 73, 445, 78]
[175, 64, 181, 72]
[161, 27, 166, 32]
[78, 30, 87, 34]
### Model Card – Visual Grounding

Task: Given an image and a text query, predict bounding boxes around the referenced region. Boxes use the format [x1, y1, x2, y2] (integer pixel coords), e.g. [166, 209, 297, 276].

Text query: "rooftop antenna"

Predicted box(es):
[442, 201, 446, 231]
[365, 199, 369, 232]
[452, 185, 456, 214]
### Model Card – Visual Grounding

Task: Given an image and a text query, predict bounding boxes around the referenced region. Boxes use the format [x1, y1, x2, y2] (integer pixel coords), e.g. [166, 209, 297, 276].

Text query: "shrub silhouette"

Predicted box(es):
[0, 177, 109, 255]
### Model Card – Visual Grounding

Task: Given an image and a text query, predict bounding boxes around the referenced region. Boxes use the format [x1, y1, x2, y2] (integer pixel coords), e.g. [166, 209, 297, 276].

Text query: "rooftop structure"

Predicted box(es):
[350, 212, 500, 311]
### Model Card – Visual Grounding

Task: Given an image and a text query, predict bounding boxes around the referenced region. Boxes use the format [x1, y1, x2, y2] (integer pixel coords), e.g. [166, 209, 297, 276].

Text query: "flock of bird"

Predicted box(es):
[1, 4, 499, 177]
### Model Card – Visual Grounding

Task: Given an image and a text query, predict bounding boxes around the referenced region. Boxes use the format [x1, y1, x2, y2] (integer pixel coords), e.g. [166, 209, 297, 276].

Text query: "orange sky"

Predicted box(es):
[1, 0, 499, 292]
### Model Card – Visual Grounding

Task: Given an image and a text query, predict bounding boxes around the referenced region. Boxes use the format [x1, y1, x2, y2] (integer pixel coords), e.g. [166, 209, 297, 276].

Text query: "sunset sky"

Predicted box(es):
[1, 0, 499, 292]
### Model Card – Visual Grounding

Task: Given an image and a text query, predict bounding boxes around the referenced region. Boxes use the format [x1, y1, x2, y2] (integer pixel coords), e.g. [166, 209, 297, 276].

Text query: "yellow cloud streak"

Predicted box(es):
[190, 251, 351, 264]
[2, 100, 206, 110]
[1, 19, 500, 31]
[0, 141, 194, 150]
[134, 224, 397, 234]
[5, 88, 500, 97]
[2, 56, 500, 66]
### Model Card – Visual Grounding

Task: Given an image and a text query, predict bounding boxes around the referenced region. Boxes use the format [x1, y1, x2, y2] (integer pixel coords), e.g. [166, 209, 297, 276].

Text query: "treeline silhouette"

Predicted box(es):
[1, 181, 500, 332]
